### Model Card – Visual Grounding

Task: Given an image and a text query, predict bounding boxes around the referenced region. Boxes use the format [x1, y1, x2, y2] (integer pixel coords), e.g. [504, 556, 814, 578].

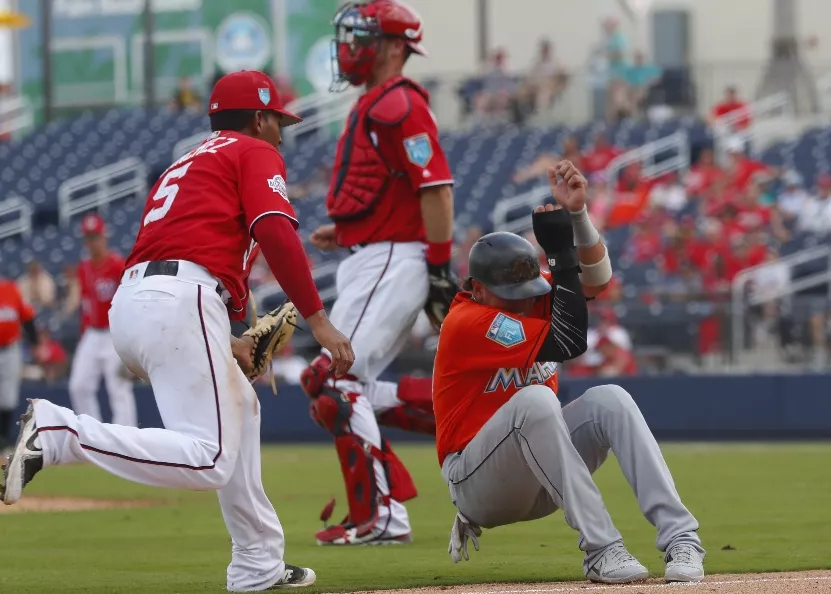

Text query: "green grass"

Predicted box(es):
[1, 443, 830, 593]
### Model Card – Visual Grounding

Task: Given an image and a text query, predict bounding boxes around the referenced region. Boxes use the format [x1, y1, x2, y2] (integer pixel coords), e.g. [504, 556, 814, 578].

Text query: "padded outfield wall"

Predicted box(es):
[18, 374, 831, 443]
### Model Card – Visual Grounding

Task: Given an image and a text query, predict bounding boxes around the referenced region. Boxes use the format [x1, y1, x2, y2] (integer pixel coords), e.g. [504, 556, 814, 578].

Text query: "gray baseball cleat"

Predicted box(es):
[665, 542, 705, 582]
[584, 541, 649, 584]
[266, 565, 317, 589]
[1, 400, 43, 505]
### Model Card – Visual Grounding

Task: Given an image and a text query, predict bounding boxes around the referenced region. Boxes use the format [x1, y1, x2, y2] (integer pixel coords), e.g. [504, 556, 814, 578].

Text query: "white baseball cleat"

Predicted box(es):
[1, 400, 43, 506]
[665, 542, 705, 582]
[584, 541, 649, 584]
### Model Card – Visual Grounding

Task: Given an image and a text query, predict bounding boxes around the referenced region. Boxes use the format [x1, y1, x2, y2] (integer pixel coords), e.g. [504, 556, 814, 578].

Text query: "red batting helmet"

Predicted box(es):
[331, 0, 427, 90]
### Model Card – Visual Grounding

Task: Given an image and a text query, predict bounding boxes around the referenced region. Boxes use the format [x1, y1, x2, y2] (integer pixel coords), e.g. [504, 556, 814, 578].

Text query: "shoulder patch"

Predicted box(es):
[486, 313, 526, 348]
[267, 174, 289, 202]
[367, 86, 412, 125]
[403, 133, 433, 168]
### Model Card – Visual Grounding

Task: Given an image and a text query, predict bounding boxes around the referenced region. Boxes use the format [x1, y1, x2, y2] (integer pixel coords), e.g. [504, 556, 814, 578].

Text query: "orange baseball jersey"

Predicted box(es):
[0, 279, 35, 348]
[433, 273, 559, 465]
[78, 253, 125, 332]
[126, 131, 297, 320]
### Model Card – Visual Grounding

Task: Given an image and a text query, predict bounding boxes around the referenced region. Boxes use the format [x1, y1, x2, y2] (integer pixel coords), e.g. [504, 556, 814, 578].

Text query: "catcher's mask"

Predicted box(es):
[464, 232, 551, 300]
[330, 0, 427, 92]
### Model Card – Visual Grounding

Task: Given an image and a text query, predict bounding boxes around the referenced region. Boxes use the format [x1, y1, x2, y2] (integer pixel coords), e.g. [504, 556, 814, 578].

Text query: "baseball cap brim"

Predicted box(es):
[489, 275, 552, 300]
[276, 108, 302, 127]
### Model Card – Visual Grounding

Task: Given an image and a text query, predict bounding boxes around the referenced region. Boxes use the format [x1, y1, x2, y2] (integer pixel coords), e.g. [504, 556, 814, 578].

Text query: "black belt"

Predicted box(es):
[347, 243, 369, 254]
[143, 261, 224, 297]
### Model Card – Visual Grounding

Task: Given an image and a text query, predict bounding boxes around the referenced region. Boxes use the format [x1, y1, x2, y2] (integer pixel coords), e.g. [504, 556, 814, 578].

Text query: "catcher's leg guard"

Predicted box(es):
[376, 375, 436, 435]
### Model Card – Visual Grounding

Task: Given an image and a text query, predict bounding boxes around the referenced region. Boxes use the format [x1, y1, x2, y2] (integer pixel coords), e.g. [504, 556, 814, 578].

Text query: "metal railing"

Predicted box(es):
[172, 131, 212, 162]
[281, 88, 360, 144]
[0, 95, 35, 139]
[492, 130, 690, 234]
[252, 261, 340, 310]
[0, 196, 34, 241]
[712, 91, 793, 161]
[58, 158, 148, 226]
[731, 245, 831, 361]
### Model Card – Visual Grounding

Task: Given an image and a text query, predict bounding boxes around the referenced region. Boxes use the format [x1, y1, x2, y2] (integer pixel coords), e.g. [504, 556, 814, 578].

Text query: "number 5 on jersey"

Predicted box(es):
[144, 162, 193, 226]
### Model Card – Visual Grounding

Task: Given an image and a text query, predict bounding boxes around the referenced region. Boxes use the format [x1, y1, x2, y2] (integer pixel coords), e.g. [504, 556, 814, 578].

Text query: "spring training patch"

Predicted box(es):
[403, 133, 433, 168]
[267, 174, 288, 201]
[486, 313, 526, 348]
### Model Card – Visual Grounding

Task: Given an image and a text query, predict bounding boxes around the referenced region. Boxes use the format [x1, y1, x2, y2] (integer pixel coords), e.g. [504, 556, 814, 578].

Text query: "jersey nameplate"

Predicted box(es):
[486, 313, 526, 348]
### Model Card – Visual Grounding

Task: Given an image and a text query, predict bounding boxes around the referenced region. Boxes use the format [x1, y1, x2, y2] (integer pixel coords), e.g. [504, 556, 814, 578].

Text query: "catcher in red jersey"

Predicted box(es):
[67, 213, 136, 427]
[1, 71, 354, 592]
[303, 0, 457, 546]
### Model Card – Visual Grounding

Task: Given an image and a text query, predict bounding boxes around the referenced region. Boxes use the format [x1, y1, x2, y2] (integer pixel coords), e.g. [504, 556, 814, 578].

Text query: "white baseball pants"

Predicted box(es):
[68, 328, 137, 426]
[33, 260, 286, 592]
[322, 241, 430, 537]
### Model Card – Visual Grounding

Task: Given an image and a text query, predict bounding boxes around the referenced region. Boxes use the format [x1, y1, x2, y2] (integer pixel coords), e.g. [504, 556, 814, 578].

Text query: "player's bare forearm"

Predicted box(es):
[572, 210, 612, 298]
[420, 184, 454, 243]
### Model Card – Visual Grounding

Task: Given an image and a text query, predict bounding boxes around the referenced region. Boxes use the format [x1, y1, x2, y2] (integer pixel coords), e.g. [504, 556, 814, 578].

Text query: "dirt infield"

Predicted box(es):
[358, 571, 831, 594]
[0, 495, 154, 514]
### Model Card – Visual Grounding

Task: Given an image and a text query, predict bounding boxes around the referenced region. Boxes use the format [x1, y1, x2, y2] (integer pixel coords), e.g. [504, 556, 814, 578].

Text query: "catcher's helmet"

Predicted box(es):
[331, 0, 426, 90]
[465, 232, 552, 300]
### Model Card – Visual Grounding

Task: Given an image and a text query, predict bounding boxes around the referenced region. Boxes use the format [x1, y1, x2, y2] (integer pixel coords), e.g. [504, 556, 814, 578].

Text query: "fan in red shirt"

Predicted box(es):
[67, 213, 137, 427]
[711, 86, 750, 130]
[4, 70, 354, 591]
[724, 139, 770, 191]
[684, 147, 724, 198]
[582, 132, 622, 175]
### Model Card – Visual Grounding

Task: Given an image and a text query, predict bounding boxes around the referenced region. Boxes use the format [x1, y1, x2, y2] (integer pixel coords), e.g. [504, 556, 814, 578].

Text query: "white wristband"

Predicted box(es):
[569, 206, 601, 248]
[578, 244, 613, 287]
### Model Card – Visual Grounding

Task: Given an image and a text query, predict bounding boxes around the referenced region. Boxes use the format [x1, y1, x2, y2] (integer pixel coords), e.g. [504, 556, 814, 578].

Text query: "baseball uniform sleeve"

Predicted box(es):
[238, 146, 299, 234]
[454, 306, 550, 372]
[394, 91, 453, 192]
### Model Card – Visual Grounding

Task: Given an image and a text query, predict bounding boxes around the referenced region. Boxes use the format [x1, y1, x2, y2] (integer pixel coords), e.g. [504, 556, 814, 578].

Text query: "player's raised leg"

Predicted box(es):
[3, 274, 245, 501]
[102, 332, 137, 427]
[67, 330, 104, 421]
[562, 384, 705, 582]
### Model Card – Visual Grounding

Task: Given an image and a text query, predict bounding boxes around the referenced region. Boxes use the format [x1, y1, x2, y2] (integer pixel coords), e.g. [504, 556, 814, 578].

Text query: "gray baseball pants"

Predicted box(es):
[0, 342, 23, 411]
[441, 384, 703, 560]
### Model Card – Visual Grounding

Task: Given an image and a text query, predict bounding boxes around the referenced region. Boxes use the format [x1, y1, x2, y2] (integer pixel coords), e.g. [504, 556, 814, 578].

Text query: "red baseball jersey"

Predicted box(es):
[126, 131, 297, 320]
[0, 280, 35, 348]
[78, 253, 124, 332]
[331, 83, 453, 247]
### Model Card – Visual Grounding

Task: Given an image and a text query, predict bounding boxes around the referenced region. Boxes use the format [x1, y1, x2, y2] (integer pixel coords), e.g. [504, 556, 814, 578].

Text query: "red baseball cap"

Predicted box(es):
[208, 70, 302, 127]
[81, 213, 106, 236]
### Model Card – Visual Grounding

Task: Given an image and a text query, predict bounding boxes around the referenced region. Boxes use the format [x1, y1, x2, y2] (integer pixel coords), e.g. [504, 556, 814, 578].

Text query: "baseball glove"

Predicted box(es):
[424, 261, 459, 332]
[242, 301, 299, 394]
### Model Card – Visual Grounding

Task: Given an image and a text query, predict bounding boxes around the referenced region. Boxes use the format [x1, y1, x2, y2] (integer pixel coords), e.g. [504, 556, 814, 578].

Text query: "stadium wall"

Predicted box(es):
[18, 374, 831, 443]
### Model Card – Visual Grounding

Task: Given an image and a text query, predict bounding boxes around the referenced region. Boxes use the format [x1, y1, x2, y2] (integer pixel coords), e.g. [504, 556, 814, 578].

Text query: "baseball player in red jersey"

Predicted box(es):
[433, 163, 705, 584]
[1, 71, 355, 591]
[302, 0, 457, 546]
[67, 213, 136, 426]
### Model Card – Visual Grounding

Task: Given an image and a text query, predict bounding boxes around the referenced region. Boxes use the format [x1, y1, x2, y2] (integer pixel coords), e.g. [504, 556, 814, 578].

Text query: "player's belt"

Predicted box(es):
[143, 260, 225, 297]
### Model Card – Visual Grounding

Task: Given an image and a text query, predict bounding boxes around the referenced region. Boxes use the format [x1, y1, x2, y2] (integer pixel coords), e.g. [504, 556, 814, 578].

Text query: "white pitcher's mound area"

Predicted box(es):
[0, 495, 154, 514]
[357, 571, 831, 594]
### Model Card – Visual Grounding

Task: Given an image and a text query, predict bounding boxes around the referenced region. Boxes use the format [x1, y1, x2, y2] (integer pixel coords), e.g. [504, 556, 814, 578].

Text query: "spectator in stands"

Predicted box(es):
[57, 263, 80, 319]
[777, 169, 811, 222]
[32, 327, 68, 384]
[710, 85, 751, 131]
[454, 225, 483, 279]
[472, 48, 516, 123]
[648, 171, 687, 213]
[582, 131, 621, 175]
[169, 76, 201, 112]
[623, 51, 663, 115]
[594, 308, 637, 376]
[798, 173, 831, 235]
[511, 135, 583, 185]
[724, 137, 772, 191]
[16, 260, 56, 311]
[685, 147, 724, 199]
[623, 215, 662, 263]
[517, 39, 569, 117]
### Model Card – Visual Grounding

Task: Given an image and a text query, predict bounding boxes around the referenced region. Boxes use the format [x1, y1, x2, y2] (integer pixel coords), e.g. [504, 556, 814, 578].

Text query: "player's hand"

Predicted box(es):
[546, 160, 588, 213]
[231, 335, 256, 375]
[310, 224, 338, 251]
[306, 311, 355, 376]
[448, 511, 482, 563]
